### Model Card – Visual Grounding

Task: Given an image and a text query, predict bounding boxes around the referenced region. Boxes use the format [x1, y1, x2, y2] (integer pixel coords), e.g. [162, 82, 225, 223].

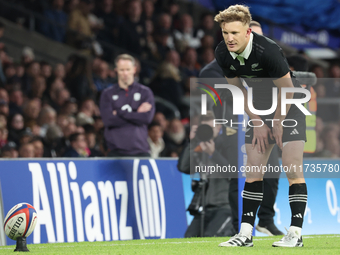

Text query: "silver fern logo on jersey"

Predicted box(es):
[251, 63, 259, 69]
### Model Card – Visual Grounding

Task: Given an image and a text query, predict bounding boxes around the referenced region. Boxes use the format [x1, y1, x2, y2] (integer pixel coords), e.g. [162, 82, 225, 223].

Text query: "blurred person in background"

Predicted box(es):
[0, 46, 11, 87]
[0, 100, 9, 117]
[9, 88, 24, 114]
[0, 113, 7, 128]
[67, 0, 94, 49]
[100, 54, 155, 157]
[180, 48, 200, 77]
[18, 142, 35, 158]
[15, 63, 25, 80]
[53, 63, 66, 80]
[197, 12, 215, 37]
[40, 0, 68, 43]
[3, 64, 17, 82]
[314, 117, 324, 156]
[28, 76, 46, 99]
[94, 0, 120, 41]
[0, 21, 4, 41]
[37, 105, 57, 137]
[65, 56, 95, 101]
[163, 118, 186, 157]
[326, 63, 340, 97]
[43, 77, 65, 106]
[93, 115, 104, 132]
[22, 61, 40, 94]
[153, 112, 168, 132]
[200, 48, 215, 68]
[40, 61, 53, 80]
[149, 62, 184, 112]
[76, 98, 96, 126]
[118, 0, 147, 55]
[7, 113, 25, 145]
[142, 0, 155, 22]
[322, 123, 340, 158]
[65, 54, 78, 73]
[63, 132, 88, 157]
[155, 13, 174, 49]
[56, 114, 69, 130]
[173, 14, 201, 52]
[147, 121, 165, 158]
[60, 97, 78, 116]
[149, 29, 171, 62]
[166, 0, 180, 28]
[165, 49, 187, 83]
[45, 124, 64, 156]
[23, 98, 41, 136]
[51, 88, 71, 112]
[178, 111, 236, 237]
[0, 88, 9, 103]
[21, 47, 35, 66]
[31, 137, 45, 157]
[83, 124, 103, 156]
[165, 50, 180, 68]
[0, 127, 8, 148]
[310, 65, 325, 79]
[19, 128, 34, 145]
[197, 34, 215, 59]
[92, 60, 113, 92]
[64, 0, 80, 14]
[1, 141, 18, 158]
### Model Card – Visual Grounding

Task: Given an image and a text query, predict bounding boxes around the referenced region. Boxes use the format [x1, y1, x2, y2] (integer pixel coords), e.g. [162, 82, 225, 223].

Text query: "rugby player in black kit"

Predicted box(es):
[214, 5, 308, 248]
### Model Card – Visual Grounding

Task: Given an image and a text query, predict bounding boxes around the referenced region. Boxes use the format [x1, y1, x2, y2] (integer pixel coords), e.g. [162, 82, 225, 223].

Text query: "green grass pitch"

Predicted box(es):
[0, 235, 339, 254]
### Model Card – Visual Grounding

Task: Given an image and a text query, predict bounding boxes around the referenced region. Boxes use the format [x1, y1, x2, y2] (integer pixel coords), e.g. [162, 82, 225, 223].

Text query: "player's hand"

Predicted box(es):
[112, 110, 117, 115]
[272, 122, 283, 149]
[189, 125, 198, 140]
[252, 123, 273, 154]
[200, 140, 215, 156]
[137, 102, 152, 112]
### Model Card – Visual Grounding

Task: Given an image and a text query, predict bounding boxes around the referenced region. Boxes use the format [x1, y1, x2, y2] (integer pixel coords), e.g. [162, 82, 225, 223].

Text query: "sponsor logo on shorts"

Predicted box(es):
[290, 128, 299, 135]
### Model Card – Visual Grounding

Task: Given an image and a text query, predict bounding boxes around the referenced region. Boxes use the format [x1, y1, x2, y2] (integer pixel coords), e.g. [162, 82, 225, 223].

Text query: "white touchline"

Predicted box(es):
[0, 235, 338, 250]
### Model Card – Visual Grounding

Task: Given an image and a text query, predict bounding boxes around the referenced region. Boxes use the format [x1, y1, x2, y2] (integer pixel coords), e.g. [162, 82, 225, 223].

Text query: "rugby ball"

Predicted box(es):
[4, 203, 38, 240]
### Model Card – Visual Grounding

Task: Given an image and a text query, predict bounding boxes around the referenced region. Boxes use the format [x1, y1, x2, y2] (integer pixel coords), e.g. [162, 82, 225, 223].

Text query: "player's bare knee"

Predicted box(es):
[286, 171, 304, 179]
[244, 163, 265, 180]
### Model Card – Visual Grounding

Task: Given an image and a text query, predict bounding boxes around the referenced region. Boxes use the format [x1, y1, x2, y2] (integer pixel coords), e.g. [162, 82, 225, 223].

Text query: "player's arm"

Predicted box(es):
[262, 42, 294, 149]
[226, 76, 272, 153]
[272, 72, 295, 149]
[99, 91, 130, 128]
[226, 77, 262, 121]
[117, 89, 155, 125]
[273, 72, 295, 118]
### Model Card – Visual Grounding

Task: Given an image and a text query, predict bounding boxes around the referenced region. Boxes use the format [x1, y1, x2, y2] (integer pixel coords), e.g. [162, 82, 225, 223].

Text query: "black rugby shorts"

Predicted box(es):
[245, 105, 306, 144]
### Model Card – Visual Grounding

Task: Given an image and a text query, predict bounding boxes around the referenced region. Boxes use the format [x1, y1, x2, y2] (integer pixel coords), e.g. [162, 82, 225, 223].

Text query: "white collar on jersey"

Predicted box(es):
[230, 32, 253, 60]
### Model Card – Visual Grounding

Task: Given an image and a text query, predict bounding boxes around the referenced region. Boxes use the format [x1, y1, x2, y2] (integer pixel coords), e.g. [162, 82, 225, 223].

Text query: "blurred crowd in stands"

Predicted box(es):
[0, 0, 339, 158]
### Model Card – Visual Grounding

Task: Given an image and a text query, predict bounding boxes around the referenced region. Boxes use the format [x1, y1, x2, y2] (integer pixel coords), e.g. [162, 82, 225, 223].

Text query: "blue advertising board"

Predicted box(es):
[182, 158, 340, 236]
[256, 159, 340, 236]
[1, 157, 340, 246]
[0, 159, 187, 245]
[255, 177, 340, 236]
[262, 24, 340, 50]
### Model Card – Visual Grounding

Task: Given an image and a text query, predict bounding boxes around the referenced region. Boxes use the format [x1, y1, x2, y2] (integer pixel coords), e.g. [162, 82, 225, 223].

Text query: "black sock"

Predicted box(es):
[289, 183, 307, 228]
[241, 181, 263, 227]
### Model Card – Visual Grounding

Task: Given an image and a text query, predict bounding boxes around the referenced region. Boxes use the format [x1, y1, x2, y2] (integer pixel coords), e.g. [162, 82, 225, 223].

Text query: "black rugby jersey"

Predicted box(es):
[215, 32, 302, 109]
